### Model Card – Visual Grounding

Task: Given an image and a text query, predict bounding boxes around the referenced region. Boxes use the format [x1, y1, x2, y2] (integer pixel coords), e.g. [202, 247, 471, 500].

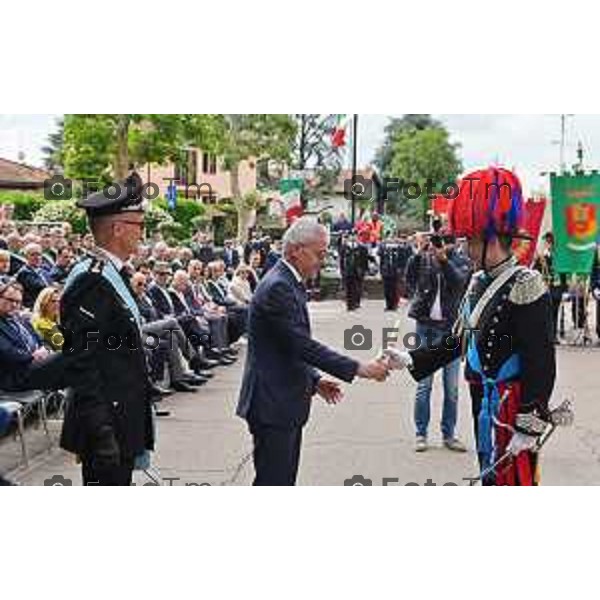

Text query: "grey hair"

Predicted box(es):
[282, 217, 328, 256]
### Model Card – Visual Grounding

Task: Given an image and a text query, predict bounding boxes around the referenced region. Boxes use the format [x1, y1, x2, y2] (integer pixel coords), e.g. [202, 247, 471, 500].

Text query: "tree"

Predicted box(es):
[374, 114, 442, 175]
[387, 123, 462, 227]
[62, 114, 224, 185]
[292, 114, 345, 205]
[220, 114, 297, 240]
[41, 118, 65, 172]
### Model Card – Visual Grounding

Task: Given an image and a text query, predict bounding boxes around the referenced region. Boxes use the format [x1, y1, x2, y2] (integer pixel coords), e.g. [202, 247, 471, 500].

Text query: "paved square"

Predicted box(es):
[6, 300, 600, 486]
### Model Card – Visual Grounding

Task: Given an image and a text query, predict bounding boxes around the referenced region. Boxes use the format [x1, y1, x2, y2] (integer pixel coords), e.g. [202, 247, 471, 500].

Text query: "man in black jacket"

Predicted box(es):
[237, 217, 389, 486]
[59, 175, 154, 486]
[404, 233, 470, 453]
[340, 233, 369, 311]
[16, 243, 52, 308]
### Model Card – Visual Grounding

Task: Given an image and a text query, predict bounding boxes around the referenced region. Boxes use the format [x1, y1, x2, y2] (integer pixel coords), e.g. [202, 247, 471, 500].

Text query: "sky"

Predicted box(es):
[0, 114, 597, 195]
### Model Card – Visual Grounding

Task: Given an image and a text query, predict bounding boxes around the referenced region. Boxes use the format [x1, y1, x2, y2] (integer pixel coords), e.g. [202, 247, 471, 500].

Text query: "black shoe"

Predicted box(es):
[150, 383, 173, 399]
[217, 356, 236, 366]
[172, 381, 201, 393]
[182, 374, 209, 385]
[0, 475, 17, 486]
[196, 370, 214, 379]
[198, 358, 219, 370]
[155, 409, 171, 418]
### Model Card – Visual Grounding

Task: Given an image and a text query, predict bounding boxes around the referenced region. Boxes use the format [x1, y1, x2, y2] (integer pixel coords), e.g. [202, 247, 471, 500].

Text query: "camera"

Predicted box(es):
[44, 474, 72, 486]
[344, 325, 373, 351]
[430, 234, 443, 249]
[344, 475, 373, 486]
[343, 175, 373, 202]
[44, 175, 73, 201]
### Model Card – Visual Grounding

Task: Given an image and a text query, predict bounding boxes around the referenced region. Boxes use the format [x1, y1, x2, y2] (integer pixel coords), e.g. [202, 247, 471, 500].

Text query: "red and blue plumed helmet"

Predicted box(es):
[449, 167, 525, 241]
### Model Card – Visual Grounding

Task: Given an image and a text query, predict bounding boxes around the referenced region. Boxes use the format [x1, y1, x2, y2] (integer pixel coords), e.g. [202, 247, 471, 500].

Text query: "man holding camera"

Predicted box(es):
[405, 228, 470, 453]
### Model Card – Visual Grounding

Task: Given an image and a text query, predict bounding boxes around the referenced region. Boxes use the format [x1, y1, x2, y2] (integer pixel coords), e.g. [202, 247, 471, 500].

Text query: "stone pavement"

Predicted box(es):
[4, 300, 600, 486]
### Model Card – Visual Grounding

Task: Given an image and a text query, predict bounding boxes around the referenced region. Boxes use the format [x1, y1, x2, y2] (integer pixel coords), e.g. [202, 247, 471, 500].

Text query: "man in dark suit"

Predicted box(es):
[191, 232, 216, 264]
[49, 246, 74, 285]
[222, 239, 240, 275]
[59, 175, 154, 486]
[236, 217, 390, 486]
[16, 243, 52, 308]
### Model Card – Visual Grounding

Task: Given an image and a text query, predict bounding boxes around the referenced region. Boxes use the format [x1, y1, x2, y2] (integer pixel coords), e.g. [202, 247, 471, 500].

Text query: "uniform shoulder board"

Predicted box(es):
[509, 268, 548, 305]
[87, 256, 106, 274]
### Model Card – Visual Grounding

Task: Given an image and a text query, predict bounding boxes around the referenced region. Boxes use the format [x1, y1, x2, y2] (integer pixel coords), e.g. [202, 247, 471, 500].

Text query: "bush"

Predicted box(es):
[145, 203, 175, 238]
[32, 200, 88, 233]
[155, 198, 206, 239]
[0, 191, 46, 221]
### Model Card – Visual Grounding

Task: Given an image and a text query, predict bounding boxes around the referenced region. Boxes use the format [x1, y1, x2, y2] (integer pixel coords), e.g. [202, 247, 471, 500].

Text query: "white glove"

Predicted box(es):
[562, 292, 571, 302]
[382, 348, 413, 371]
[593, 289, 600, 301]
[507, 432, 538, 457]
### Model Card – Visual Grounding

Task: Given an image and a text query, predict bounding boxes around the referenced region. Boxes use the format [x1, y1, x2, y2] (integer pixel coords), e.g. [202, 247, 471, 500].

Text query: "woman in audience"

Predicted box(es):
[246, 251, 262, 293]
[0, 250, 10, 277]
[230, 265, 253, 306]
[32, 287, 63, 352]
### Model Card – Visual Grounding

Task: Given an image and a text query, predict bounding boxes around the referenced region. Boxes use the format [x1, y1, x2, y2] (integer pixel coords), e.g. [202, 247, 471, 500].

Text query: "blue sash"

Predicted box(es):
[467, 336, 521, 470]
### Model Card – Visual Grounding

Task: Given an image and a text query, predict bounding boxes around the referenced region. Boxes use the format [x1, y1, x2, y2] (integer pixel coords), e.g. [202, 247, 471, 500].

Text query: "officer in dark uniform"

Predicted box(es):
[340, 232, 369, 311]
[59, 174, 154, 486]
[396, 234, 414, 301]
[379, 234, 403, 311]
[386, 168, 556, 486]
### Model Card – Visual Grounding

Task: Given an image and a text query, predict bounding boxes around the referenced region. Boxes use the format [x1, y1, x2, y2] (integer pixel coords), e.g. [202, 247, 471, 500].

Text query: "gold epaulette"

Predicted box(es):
[509, 268, 548, 305]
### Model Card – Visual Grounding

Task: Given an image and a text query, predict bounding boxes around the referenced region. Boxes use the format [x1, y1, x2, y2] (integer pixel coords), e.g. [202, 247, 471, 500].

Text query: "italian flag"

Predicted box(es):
[332, 114, 351, 148]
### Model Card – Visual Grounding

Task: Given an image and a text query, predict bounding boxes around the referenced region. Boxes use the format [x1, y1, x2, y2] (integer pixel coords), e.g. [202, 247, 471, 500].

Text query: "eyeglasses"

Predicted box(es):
[116, 219, 145, 229]
[0, 296, 22, 307]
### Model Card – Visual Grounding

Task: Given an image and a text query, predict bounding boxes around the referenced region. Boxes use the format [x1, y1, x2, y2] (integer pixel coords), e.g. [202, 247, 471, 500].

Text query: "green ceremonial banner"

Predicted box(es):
[551, 172, 600, 274]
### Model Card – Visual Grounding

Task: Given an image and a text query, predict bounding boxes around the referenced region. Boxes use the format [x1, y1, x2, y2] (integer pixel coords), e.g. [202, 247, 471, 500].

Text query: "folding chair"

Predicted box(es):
[0, 401, 28, 465]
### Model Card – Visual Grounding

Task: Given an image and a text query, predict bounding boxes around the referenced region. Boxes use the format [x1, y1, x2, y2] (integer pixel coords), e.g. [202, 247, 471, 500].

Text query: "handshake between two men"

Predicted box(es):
[315, 346, 412, 406]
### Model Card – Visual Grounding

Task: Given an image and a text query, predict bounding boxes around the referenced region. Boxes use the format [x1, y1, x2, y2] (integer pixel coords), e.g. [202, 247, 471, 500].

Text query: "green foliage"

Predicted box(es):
[63, 114, 226, 183]
[145, 203, 175, 238]
[154, 198, 206, 240]
[32, 200, 88, 233]
[41, 118, 65, 172]
[221, 115, 297, 169]
[320, 211, 333, 225]
[375, 115, 442, 175]
[0, 191, 46, 221]
[386, 122, 462, 226]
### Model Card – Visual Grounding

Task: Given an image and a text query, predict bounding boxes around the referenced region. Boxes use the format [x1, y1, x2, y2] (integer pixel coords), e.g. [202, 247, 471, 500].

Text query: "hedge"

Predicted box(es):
[0, 191, 46, 221]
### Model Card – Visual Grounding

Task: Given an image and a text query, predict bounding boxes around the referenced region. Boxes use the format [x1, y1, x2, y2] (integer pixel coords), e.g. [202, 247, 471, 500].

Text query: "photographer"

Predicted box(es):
[405, 228, 470, 453]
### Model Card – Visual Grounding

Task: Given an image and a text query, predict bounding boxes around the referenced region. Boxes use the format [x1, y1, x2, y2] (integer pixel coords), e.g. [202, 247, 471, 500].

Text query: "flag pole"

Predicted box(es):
[351, 114, 358, 226]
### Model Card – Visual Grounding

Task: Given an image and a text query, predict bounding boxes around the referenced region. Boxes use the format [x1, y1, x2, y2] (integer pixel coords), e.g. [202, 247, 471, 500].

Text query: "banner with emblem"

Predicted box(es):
[551, 173, 600, 274]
